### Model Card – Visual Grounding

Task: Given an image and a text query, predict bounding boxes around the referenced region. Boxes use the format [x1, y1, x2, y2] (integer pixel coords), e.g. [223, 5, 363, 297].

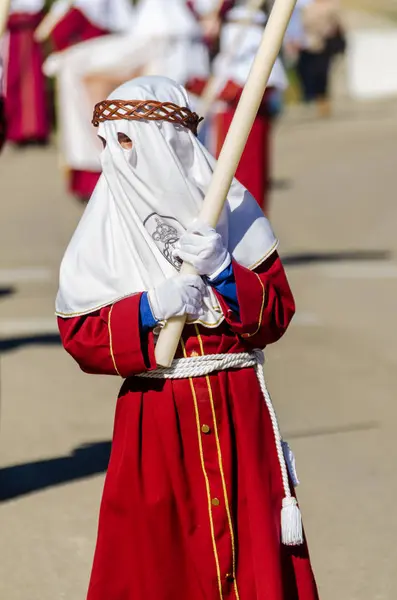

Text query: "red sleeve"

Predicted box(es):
[50, 8, 108, 51]
[185, 77, 208, 97]
[215, 252, 295, 348]
[219, 80, 270, 109]
[58, 294, 156, 378]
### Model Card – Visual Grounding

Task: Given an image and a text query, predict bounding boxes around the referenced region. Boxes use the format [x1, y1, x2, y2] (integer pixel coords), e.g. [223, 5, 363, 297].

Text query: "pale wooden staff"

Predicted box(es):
[34, 0, 73, 42]
[0, 0, 11, 37]
[155, 0, 297, 368]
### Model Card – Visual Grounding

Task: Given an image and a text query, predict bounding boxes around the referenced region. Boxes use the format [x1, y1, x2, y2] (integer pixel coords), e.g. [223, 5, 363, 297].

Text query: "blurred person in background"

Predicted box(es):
[41, 0, 136, 201]
[4, 0, 50, 146]
[43, 0, 210, 203]
[188, 2, 288, 215]
[187, 0, 234, 58]
[288, 0, 345, 117]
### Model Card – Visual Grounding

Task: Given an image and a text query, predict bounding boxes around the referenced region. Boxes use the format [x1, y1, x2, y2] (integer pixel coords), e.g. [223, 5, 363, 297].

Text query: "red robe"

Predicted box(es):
[58, 254, 319, 600]
[5, 11, 50, 145]
[187, 78, 272, 215]
[216, 81, 272, 215]
[50, 7, 109, 200]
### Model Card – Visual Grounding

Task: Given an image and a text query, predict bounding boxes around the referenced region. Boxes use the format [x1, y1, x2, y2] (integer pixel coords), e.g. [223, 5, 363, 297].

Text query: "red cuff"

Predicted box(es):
[186, 77, 208, 97]
[216, 260, 266, 337]
[108, 294, 156, 378]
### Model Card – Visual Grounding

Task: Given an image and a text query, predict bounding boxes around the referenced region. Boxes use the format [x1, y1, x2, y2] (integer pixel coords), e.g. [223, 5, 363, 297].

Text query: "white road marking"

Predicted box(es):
[0, 267, 52, 284]
[0, 318, 58, 337]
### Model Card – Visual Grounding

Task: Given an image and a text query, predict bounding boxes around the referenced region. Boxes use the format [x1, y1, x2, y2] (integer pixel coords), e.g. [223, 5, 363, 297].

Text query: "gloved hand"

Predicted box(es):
[148, 275, 206, 321]
[173, 221, 231, 279]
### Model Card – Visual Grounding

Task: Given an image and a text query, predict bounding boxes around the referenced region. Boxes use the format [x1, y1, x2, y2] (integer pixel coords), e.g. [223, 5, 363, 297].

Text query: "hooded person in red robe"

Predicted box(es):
[4, 0, 50, 146]
[56, 75, 318, 600]
[188, 3, 288, 215]
[187, 0, 235, 57]
[39, 0, 136, 200]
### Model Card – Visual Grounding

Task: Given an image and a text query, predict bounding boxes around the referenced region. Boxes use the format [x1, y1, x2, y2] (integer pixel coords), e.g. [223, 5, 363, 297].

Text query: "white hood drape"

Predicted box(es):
[56, 77, 278, 327]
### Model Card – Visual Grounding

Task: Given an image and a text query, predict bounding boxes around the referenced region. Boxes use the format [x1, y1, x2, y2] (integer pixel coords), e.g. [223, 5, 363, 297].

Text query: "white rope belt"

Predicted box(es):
[137, 350, 303, 546]
[137, 350, 262, 380]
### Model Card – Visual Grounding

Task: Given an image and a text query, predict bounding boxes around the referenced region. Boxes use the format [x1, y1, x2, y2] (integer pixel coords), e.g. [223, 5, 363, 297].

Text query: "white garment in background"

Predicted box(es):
[44, 0, 209, 173]
[10, 0, 44, 13]
[191, 0, 220, 16]
[213, 5, 288, 91]
[56, 76, 278, 325]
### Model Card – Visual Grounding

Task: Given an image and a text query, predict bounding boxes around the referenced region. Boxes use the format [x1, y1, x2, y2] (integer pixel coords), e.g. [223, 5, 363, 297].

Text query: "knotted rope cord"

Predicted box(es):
[92, 99, 203, 135]
[138, 351, 294, 516]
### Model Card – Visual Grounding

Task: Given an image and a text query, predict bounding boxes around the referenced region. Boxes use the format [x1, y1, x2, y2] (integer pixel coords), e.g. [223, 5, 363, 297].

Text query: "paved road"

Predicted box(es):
[1, 97, 397, 599]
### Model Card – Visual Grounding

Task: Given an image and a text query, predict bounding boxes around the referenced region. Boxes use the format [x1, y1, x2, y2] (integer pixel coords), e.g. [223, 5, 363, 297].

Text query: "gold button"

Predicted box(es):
[225, 573, 235, 583]
[190, 350, 199, 357]
[212, 498, 220, 507]
[201, 424, 211, 434]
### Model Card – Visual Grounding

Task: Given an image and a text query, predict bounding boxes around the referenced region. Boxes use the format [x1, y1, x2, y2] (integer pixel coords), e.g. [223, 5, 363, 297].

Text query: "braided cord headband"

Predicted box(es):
[92, 99, 203, 135]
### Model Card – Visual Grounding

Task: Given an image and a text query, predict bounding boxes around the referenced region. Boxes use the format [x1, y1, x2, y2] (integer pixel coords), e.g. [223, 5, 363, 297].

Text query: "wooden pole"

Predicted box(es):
[155, 0, 297, 367]
[34, 0, 73, 42]
[0, 0, 11, 37]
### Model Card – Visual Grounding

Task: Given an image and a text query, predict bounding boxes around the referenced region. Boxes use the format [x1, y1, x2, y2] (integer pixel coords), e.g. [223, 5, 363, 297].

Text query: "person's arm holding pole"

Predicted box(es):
[155, 0, 298, 368]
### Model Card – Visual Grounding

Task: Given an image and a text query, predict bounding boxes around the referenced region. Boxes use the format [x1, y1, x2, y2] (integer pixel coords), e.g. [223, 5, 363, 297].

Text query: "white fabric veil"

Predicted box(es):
[56, 76, 278, 327]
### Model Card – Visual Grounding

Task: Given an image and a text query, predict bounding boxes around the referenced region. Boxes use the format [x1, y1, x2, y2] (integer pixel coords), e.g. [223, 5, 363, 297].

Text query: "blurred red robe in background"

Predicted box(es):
[188, 77, 274, 214]
[5, 0, 50, 145]
[187, 4, 287, 215]
[47, 1, 111, 199]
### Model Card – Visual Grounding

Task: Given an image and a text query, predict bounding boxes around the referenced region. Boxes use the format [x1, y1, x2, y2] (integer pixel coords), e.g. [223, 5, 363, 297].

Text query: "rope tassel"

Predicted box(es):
[281, 497, 304, 546]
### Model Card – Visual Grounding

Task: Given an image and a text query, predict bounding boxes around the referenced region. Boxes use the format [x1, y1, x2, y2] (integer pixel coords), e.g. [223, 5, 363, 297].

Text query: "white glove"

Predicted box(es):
[173, 220, 231, 279]
[148, 275, 206, 321]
